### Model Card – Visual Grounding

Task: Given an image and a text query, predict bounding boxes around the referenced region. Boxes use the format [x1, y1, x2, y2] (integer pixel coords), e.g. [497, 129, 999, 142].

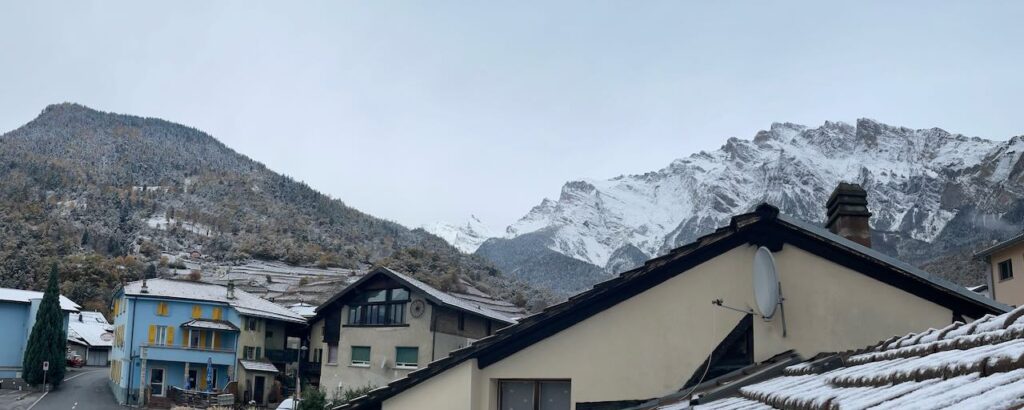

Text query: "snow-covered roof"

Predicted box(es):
[385, 268, 517, 324]
[691, 305, 1024, 410]
[67, 311, 113, 348]
[316, 267, 517, 325]
[121, 279, 305, 324]
[287, 302, 317, 318]
[0, 287, 80, 312]
[238, 360, 279, 373]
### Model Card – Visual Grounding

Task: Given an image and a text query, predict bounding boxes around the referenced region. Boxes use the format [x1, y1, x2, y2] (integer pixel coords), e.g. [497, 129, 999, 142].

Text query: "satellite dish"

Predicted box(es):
[752, 246, 780, 319]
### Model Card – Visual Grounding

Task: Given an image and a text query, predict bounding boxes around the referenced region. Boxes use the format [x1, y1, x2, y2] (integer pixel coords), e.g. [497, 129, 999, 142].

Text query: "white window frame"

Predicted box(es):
[155, 326, 168, 346]
[150, 367, 166, 397]
[394, 347, 418, 369]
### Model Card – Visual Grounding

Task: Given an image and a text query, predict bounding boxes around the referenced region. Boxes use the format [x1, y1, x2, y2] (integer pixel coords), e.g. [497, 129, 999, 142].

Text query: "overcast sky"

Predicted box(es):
[1, 1, 1023, 230]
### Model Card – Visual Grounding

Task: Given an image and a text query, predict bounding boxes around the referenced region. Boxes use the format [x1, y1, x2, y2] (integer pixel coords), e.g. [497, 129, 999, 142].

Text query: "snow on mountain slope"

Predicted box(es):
[423, 215, 496, 253]
[471, 118, 1024, 293]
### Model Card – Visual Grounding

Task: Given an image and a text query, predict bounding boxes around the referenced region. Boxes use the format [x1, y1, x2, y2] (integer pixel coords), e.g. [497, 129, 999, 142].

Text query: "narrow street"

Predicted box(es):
[32, 369, 118, 410]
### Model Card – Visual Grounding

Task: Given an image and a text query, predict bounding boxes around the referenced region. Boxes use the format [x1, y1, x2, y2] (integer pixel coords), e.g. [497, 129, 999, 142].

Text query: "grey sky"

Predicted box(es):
[1, 1, 1022, 230]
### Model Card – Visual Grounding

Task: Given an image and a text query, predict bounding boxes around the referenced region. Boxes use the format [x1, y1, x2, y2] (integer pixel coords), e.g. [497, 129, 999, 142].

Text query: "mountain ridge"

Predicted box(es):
[0, 103, 552, 311]
[452, 118, 1024, 295]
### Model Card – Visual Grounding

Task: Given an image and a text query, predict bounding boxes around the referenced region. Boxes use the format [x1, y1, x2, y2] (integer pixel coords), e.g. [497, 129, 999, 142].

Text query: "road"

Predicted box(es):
[32, 369, 119, 410]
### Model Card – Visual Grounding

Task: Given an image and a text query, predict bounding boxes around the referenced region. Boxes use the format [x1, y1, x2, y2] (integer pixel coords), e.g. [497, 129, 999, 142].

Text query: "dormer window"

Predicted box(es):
[347, 288, 410, 326]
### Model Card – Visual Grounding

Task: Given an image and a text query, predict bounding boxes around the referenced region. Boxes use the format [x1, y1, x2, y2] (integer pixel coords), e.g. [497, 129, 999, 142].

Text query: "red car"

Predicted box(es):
[66, 355, 84, 368]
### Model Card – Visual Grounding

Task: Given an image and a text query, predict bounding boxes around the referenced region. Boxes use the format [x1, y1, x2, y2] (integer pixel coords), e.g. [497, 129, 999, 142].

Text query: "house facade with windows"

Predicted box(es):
[0, 287, 79, 378]
[337, 186, 1009, 410]
[976, 233, 1024, 306]
[309, 267, 516, 395]
[108, 279, 306, 407]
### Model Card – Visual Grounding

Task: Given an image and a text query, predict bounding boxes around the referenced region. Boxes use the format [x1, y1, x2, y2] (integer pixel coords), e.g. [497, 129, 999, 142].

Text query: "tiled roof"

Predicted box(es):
[122, 279, 305, 324]
[336, 204, 1007, 410]
[694, 305, 1024, 410]
[0, 287, 80, 311]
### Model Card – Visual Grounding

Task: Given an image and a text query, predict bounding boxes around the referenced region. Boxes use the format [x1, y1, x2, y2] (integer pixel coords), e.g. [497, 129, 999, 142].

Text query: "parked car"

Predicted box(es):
[275, 398, 299, 410]
[66, 354, 84, 368]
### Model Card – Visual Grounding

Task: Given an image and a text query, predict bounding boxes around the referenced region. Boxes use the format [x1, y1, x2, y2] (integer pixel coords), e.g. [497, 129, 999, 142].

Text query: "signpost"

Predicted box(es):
[42, 361, 49, 391]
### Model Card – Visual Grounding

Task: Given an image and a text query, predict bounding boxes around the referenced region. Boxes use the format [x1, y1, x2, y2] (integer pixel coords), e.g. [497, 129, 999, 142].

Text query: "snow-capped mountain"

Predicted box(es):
[471, 119, 1024, 295]
[423, 215, 496, 253]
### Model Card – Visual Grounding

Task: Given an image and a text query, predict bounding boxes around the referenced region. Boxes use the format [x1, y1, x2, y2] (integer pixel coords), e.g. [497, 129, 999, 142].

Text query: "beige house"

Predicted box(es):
[234, 309, 307, 406]
[338, 184, 1007, 410]
[309, 267, 517, 395]
[976, 233, 1024, 307]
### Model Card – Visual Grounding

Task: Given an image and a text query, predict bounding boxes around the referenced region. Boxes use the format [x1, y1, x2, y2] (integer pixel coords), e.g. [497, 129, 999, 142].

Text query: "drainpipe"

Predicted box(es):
[126, 295, 138, 407]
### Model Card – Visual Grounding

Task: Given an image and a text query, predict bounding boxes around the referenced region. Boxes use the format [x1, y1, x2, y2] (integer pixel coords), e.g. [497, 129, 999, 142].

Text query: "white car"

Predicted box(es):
[276, 398, 300, 410]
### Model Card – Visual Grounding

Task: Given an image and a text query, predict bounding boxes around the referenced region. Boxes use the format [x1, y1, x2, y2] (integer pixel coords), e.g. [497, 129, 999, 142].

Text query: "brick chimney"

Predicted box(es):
[825, 182, 872, 247]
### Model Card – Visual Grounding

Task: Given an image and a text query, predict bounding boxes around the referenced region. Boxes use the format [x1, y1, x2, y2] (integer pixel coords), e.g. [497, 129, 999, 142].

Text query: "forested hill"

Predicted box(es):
[0, 103, 550, 312]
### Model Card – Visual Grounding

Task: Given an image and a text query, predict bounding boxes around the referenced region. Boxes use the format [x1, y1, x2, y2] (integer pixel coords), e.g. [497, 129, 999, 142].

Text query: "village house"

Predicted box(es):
[67, 311, 114, 367]
[309, 267, 517, 396]
[0, 287, 79, 378]
[108, 278, 306, 407]
[336, 184, 1007, 410]
[976, 233, 1024, 307]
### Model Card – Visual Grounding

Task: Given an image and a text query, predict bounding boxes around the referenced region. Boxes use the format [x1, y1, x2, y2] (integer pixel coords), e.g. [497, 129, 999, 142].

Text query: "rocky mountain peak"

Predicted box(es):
[457, 118, 1024, 295]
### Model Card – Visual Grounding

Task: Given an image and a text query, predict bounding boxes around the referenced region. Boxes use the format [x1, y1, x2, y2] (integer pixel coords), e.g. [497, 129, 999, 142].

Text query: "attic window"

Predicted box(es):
[347, 288, 409, 326]
[999, 259, 1014, 281]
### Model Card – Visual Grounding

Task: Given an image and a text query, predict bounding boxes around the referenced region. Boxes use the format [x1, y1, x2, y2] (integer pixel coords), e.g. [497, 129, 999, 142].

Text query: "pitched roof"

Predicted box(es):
[67, 311, 113, 348]
[974, 231, 1024, 259]
[121, 279, 305, 324]
[688, 304, 1024, 409]
[0, 287, 80, 312]
[315, 267, 517, 325]
[336, 204, 1007, 410]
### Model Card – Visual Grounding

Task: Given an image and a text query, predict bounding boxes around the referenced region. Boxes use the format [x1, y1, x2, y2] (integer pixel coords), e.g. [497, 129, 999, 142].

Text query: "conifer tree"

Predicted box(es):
[22, 263, 68, 387]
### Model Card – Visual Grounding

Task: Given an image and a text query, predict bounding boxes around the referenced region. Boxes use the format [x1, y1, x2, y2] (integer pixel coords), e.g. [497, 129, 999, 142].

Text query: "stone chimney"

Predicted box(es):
[825, 182, 872, 247]
[140, 278, 149, 294]
[227, 280, 236, 300]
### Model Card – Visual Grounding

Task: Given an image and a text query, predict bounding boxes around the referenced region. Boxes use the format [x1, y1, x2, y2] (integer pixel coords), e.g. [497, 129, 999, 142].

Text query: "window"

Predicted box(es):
[327, 343, 339, 364]
[256, 346, 262, 360]
[498, 380, 570, 410]
[247, 317, 259, 331]
[156, 302, 169, 316]
[999, 259, 1014, 281]
[149, 325, 172, 346]
[212, 307, 223, 320]
[346, 288, 409, 326]
[350, 346, 369, 366]
[192, 305, 202, 319]
[244, 346, 256, 360]
[311, 348, 323, 364]
[150, 368, 166, 397]
[395, 347, 418, 369]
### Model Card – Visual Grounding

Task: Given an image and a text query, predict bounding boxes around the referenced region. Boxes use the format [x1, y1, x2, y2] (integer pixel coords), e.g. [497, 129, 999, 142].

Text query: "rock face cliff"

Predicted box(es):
[474, 119, 1024, 295]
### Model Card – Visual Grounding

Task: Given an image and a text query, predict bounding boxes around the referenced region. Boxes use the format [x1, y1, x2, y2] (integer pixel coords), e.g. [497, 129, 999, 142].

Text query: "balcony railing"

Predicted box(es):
[143, 344, 236, 366]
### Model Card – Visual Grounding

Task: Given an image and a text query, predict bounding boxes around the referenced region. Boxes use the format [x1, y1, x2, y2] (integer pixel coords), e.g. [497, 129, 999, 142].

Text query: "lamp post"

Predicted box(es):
[295, 345, 308, 409]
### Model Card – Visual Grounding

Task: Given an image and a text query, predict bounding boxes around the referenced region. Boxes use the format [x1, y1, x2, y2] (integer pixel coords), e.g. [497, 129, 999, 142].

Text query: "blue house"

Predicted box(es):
[109, 279, 306, 406]
[0, 287, 80, 378]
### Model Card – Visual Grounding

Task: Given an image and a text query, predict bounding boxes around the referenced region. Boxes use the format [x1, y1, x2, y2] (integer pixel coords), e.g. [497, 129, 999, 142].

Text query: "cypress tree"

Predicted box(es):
[22, 263, 68, 387]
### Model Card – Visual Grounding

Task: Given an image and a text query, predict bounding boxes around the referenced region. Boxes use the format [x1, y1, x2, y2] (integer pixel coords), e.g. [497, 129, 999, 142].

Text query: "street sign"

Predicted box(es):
[42, 361, 49, 371]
